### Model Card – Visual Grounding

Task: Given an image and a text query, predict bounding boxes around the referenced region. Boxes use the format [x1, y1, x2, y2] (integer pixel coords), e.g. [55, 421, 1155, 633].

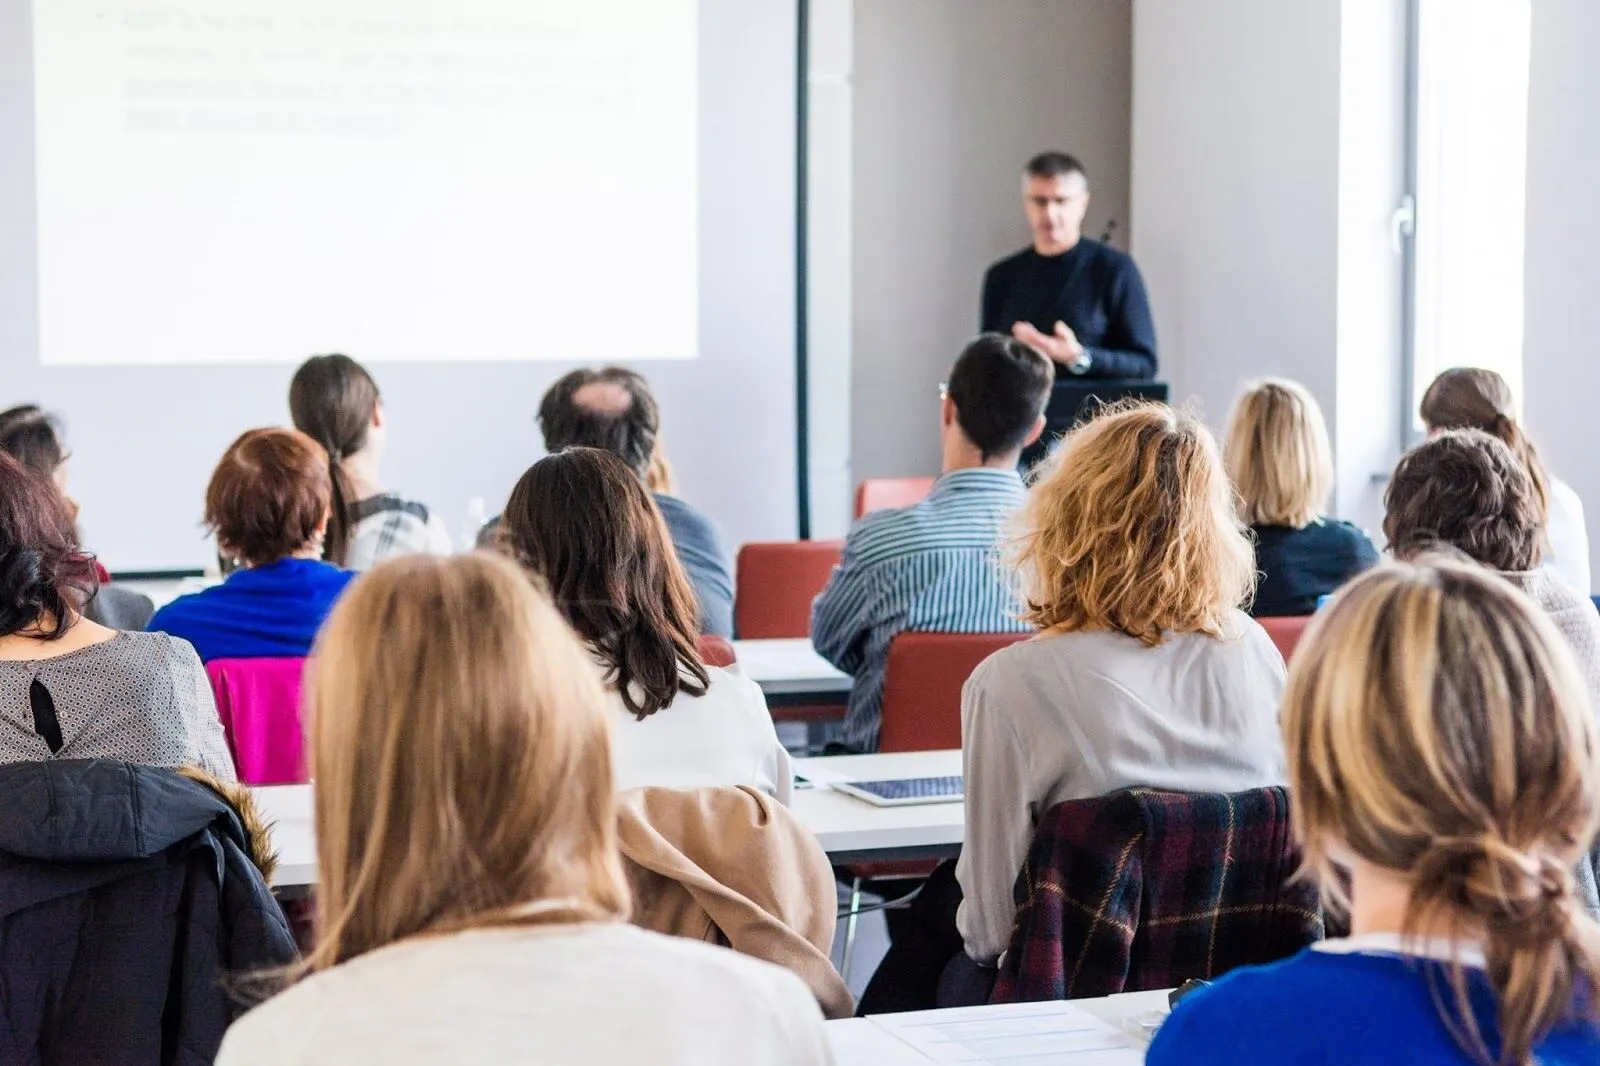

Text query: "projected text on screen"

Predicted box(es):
[31, 0, 699, 365]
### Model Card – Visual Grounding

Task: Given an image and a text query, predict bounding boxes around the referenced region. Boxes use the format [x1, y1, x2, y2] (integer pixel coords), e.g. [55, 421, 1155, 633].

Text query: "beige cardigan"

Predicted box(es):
[616, 785, 854, 1019]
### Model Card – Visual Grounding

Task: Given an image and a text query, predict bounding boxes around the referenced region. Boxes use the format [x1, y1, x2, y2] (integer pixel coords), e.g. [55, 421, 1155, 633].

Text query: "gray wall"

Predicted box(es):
[1524, 0, 1600, 588]
[849, 0, 1132, 481]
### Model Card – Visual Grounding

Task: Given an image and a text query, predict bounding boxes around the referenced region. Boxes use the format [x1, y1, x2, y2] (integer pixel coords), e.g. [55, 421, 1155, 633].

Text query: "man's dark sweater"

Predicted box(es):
[981, 238, 1158, 379]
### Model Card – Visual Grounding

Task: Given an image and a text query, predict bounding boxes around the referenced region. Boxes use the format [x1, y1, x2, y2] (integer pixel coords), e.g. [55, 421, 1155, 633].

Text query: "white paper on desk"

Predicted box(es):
[872, 1001, 1144, 1065]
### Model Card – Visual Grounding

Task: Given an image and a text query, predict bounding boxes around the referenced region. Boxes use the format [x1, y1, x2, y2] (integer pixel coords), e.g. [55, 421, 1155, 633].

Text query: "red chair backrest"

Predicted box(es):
[854, 477, 937, 519]
[204, 657, 309, 785]
[879, 631, 1032, 752]
[734, 540, 845, 639]
[697, 634, 737, 668]
[1257, 616, 1311, 664]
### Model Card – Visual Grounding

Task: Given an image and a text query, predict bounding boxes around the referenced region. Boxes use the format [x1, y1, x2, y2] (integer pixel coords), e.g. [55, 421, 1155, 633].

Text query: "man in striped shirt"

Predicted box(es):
[812, 335, 1054, 751]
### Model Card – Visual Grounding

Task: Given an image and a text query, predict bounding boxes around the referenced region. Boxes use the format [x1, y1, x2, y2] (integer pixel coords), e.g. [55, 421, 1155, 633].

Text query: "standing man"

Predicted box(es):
[981, 151, 1157, 379]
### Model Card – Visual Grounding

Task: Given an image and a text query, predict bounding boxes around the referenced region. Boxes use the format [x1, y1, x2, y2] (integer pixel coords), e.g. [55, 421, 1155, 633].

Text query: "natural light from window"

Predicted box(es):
[1411, 0, 1531, 423]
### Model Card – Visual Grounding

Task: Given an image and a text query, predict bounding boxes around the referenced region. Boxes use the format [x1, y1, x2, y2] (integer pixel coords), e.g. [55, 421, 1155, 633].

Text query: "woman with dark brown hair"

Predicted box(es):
[0, 453, 234, 777]
[1420, 368, 1589, 594]
[288, 354, 452, 570]
[501, 448, 790, 801]
[147, 428, 356, 663]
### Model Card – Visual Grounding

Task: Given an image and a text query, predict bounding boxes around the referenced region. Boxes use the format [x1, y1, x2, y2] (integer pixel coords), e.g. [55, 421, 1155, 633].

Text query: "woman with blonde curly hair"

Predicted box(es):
[954, 402, 1288, 970]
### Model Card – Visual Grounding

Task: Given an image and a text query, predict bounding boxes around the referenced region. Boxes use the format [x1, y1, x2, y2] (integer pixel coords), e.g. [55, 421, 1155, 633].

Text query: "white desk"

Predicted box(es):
[255, 749, 966, 888]
[827, 991, 1170, 1065]
[733, 637, 851, 710]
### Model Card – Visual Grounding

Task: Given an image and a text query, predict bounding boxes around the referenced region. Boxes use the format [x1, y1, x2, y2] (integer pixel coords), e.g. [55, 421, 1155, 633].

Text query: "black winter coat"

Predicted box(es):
[0, 759, 298, 1065]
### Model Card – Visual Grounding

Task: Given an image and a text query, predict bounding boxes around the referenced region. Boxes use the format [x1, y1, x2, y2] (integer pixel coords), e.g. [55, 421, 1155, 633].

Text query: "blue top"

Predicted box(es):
[1249, 518, 1380, 617]
[146, 558, 357, 663]
[810, 468, 1031, 752]
[654, 493, 735, 639]
[980, 239, 1158, 379]
[1146, 946, 1600, 1065]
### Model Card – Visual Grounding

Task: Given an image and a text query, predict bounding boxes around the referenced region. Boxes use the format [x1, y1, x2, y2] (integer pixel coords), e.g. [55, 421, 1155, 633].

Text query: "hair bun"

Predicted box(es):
[1418, 835, 1574, 941]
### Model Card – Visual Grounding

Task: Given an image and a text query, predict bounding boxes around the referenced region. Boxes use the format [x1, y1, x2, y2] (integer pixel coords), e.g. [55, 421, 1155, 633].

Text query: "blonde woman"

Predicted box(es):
[1421, 367, 1589, 594]
[1222, 379, 1378, 615]
[214, 555, 830, 1066]
[956, 404, 1287, 968]
[1148, 559, 1600, 1065]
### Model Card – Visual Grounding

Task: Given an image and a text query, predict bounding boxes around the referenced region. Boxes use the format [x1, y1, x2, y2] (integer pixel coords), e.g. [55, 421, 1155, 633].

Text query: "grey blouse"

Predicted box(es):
[0, 631, 237, 781]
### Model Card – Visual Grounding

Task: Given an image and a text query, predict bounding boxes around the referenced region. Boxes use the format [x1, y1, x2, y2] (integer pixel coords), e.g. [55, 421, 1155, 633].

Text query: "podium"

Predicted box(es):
[1020, 379, 1170, 470]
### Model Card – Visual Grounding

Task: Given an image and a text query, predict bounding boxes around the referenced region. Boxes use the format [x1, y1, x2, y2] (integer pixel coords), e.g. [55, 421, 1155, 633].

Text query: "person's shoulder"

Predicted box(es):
[1148, 950, 1344, 1062]
[653, 493, 721, 539]
[620, 925, 822, 1013]
[984, 246, 1034, 279]
[1081, 238, 1138, 270]
[115, 629, 206, 670]
[214, 974, 331, 1065]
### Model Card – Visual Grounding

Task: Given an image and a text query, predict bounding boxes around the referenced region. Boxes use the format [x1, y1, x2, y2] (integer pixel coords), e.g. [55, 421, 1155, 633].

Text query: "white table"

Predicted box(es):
[255, 749, 966, 888]
[732, 638, 852, 705]
[827, 991, 1171, 1064]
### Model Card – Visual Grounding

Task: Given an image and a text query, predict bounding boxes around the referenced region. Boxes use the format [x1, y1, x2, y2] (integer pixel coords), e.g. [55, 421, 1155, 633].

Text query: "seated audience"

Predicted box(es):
[0, 454, 234, 778]
[215, 554, 829, 1066]
[501, 447, 790, 801]
[533, 367, 735, 637]
[289, 353, 452, 570]
[1421, 367, 1590, 594]
[1384, 430, 1600, 704]
[1223, 378, 1377, 615]
[812, 333, 1053, 752]
[0, 403, 151, 625]
[1148, 559, 1600, 1064]
[147, 428, 355, 662]
[956, 403, 1287, 971]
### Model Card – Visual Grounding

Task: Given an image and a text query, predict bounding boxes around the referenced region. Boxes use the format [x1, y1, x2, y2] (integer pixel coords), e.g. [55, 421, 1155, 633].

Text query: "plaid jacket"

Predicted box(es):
[990, 786, 1322, 1003]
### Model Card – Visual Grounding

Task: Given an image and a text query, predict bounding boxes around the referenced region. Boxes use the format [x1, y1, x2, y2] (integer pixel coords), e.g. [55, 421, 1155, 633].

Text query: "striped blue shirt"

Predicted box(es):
[811, 468, 1031, 751]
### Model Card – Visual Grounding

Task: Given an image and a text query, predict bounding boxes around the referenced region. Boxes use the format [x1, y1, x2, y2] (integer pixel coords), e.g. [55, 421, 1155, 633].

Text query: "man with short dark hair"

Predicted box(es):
[532, 367, 735, 637]
[812, 335, 1054, 751]
[981, 151, 1157, 379]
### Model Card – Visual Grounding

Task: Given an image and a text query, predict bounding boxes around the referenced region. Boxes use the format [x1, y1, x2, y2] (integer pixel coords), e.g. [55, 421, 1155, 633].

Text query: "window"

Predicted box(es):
[1406, 0, 1532, 428]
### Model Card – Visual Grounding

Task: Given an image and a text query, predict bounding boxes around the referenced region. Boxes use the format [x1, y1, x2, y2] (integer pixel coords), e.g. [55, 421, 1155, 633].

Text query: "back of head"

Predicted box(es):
[0, 452, 97, 639]
[1223, 378, 1333, 529]
[0, 405, 66, 480]
[1420, 368, 1550, 520]
[287, 354, 380, 566]
[538, 367, 661, 480]
[305, 552, 628, 973]
[1011, 402, 1253, 644]
[947, 334, 1054, 461]
[1284, 558, 1600, 1065]
[501, 447, 707, 718]
[1384, 429, 1542, 572]
[205, 428, 332, 569]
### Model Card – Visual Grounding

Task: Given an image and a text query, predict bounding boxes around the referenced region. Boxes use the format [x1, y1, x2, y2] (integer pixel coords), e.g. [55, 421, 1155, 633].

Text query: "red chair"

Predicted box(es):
[697, 634, 737, 668]
[205, 657, 309, 785]
[1257, 616, 1311, 664]
[733, 540, 844, 639]
[878, 631, 1033, 752]
[854, 477, 937, 519]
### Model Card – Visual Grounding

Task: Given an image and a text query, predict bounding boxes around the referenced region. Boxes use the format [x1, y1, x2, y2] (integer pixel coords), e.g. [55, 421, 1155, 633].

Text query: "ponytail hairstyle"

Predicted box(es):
[288, 354, 380, 567]
[1284, 558, 1600, 1066]
[1419, 368, 1551, 524]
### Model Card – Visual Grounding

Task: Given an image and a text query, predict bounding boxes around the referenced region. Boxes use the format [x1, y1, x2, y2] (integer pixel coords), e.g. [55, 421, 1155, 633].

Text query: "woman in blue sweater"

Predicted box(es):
[148, 428, 355, 662]
[1148, 558, 1600, 1066]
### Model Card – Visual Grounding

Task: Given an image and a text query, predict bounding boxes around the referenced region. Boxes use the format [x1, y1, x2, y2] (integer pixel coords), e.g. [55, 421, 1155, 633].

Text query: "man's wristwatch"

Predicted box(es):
[1066, 349, 1092, 376]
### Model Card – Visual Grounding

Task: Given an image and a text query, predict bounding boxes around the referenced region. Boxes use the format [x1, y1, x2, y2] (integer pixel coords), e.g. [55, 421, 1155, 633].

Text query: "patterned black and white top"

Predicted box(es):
[346, 493, 453, 571]
[0, 631, 237, 780]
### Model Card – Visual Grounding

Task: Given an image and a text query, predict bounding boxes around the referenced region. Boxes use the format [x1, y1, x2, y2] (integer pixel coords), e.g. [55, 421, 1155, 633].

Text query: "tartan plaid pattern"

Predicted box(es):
[990, 786, 1322, 1003]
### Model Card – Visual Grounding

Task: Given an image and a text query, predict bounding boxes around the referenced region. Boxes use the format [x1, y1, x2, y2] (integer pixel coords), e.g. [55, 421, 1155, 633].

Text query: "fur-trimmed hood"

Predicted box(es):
[0, 758, 278, 919]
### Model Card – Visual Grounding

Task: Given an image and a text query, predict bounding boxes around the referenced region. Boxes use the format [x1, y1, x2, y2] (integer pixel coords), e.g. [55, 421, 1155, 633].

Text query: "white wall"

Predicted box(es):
[1132, 0, 1406, 534]
[847, 0, 1132, 488]
[1524, 0, 1600, 589]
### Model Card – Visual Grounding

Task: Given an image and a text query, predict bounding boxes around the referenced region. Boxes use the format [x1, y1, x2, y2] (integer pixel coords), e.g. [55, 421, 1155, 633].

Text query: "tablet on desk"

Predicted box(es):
[833, 775, 964, 807]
